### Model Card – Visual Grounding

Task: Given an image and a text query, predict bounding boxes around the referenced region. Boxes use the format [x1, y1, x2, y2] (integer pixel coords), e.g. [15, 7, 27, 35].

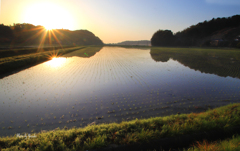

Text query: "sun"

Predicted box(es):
[23, 2, 74, 30]
[44, 26, 53, 31]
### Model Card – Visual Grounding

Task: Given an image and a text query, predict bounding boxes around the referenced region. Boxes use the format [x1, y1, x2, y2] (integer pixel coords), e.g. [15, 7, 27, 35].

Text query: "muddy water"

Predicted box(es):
[0, 47, 239, 136]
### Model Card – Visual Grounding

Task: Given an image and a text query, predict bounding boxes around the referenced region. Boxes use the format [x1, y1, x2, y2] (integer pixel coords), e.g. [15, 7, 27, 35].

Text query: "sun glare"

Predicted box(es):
[23, 2, 74, 30]
[45, 26, 53, 31]
[45, 57, 67, 68]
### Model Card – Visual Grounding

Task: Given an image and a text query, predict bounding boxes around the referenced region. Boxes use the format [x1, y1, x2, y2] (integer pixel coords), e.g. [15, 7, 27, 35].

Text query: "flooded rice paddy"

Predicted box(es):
[0, 46, 240, 136]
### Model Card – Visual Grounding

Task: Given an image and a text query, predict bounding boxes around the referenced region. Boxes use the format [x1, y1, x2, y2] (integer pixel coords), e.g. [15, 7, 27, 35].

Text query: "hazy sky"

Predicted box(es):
[0, 0, 239, 43]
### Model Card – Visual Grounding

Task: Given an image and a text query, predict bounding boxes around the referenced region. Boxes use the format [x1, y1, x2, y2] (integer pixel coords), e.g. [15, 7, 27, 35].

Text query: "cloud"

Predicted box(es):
[205, 0, 240, 5]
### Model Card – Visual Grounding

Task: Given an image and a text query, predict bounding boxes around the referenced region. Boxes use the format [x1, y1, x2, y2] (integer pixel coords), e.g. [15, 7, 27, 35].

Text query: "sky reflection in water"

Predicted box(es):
[0, 47, 239, 136]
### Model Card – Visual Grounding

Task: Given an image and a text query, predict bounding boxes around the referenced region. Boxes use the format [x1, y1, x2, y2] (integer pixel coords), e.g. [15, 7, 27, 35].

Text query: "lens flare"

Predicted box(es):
[45, 57, 67, 68]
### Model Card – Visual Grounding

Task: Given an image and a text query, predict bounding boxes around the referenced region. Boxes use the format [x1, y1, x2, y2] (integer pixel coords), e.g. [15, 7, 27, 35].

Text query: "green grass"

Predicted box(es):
[0, 46, 85, 75]
[63, 46, 103, 58]
[0, 103, 240, 151]
[150, 134, 240, 151]
[0, 45, 75, 58]
[150, 46, 240, 61]
[184, 135, 240, 151]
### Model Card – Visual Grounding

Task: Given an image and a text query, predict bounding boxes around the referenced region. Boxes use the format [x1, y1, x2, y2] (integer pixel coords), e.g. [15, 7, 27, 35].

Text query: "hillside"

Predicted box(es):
[151, 15, 240, 47]
[0, 23, 103, 46]
[114, 40, 151, 46]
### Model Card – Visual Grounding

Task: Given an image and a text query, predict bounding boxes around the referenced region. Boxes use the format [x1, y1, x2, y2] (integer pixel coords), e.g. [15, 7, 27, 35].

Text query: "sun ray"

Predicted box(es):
[46, 48, 61, 60]
[25, 26, 45, 32]
[51, 29, 72, 44]
[51, 30, 63, 48]
[48, 30, 52, 46]
[38, 30, 48, 50]
[22, 28, 46, 49]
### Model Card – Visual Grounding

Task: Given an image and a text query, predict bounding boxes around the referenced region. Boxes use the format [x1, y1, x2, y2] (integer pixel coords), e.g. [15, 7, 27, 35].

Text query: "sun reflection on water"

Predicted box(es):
[45, 57, 67, 68]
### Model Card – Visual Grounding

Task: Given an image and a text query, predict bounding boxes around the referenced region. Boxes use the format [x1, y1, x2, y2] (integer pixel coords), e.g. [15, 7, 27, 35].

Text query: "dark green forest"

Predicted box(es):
[0, 23, 103, 46]
[151, 15, 240, 47]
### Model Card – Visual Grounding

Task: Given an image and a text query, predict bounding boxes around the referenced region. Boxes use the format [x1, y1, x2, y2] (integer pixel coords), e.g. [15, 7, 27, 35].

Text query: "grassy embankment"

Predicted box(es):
[0, 46, 86, 77]
[151, 47, 240, 79]
[0, 45, 75, 58]
[151, 135, 240, 151]
[150, 47, 240, 61]
[63, 46, 103, 58]
[183, 135, 240, 151]
[0, 103, 240, 151]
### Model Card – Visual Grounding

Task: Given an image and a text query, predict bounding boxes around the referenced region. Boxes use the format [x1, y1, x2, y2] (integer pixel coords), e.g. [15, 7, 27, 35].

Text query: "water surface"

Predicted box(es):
[0, 46, 239, 136]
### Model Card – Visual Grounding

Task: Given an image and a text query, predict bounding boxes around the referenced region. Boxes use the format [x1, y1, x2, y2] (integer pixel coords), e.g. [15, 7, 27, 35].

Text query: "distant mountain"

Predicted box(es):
[53, 29, 103, 45]
[0, 23, 103, 46]
[115, 40, 151, 46]
[151, 14, 240, 47]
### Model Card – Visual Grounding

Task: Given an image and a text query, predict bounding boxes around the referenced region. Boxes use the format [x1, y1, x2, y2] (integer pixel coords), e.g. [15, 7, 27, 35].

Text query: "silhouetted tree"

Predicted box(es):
[0, 23, 103, 46]
[0, 25, 14, 44]
[151, 15, 240, 47]
[151, 30, 175, 46]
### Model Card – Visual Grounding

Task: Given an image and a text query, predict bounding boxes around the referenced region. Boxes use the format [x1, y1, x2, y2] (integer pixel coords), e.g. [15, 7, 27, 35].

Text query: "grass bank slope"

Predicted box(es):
[0, 46, 85, 78]
[150, 47, 240, 79]
[185, 134, 240, 151]
[0, 103, 240, 151]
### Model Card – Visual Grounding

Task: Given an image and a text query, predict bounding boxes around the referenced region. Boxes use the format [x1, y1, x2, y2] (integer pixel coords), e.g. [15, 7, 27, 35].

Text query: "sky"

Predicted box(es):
[0, 0, 240, 43]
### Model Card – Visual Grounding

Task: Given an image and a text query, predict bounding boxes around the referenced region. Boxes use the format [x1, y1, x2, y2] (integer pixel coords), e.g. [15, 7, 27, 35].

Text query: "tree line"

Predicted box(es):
[0, 23, 103, 46]
[151, 15, 240, 47]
